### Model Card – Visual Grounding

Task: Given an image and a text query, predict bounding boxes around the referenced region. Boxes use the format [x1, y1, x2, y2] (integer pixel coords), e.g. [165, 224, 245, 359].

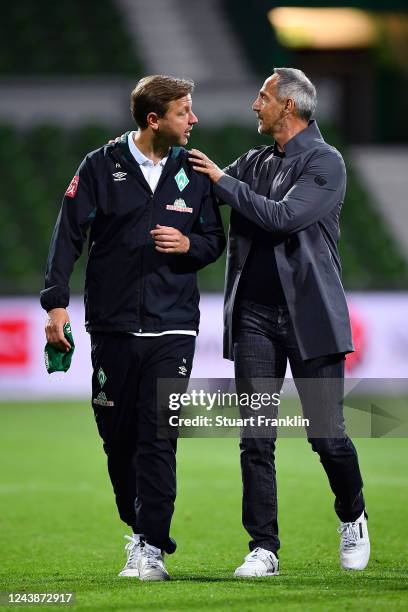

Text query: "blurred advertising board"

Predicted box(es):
[0, 293, 407, 400]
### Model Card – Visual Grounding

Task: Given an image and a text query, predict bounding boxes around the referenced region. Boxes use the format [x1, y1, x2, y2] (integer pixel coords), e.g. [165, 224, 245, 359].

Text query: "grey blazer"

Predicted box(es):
[214, 120, 354, 361]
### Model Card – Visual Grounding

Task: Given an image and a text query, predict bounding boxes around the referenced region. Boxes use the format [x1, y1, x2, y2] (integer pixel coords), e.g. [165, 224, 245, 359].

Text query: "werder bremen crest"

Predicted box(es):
[97, 367, 107, 387]
[174, 168, 189, 192]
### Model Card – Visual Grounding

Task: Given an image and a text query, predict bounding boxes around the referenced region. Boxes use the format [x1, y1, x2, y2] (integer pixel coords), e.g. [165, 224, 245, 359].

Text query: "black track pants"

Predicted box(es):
[90, 332, 195, 550]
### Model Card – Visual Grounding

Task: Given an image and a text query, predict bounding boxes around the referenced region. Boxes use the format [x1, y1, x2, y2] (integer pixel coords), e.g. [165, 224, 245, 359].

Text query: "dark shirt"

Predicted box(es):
[236, 148, 287, 307]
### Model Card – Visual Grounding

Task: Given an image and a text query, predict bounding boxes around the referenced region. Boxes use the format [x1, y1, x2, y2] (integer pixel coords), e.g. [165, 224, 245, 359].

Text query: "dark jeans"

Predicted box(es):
[233, 301, 365, 555]
[90, 332, 195, 551]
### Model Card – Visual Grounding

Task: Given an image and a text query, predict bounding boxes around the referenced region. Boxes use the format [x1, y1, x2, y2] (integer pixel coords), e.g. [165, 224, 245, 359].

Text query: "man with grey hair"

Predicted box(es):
[189, 68, 370, 577]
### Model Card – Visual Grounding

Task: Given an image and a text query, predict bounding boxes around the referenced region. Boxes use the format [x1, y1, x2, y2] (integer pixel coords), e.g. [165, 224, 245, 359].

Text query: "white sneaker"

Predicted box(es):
[118, 534, 141, 577]
[138, 541, 170, 581]
[338, 511, 370, 570]
[234, 547, 279, 578]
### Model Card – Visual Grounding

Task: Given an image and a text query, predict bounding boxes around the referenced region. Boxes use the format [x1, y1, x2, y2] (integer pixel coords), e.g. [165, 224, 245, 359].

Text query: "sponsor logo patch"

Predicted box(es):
[65, 175, 79, 198]
[93, 391, 114, 407]
[166, 198, 193, 213]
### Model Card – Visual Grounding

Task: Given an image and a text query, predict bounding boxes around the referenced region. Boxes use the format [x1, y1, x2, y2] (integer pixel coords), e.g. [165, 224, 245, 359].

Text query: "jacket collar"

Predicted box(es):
[116, 131, 184, 162]
[128, 132, 168, 167]
[109, 132, 185, 194]
[273, 119, 325, 157]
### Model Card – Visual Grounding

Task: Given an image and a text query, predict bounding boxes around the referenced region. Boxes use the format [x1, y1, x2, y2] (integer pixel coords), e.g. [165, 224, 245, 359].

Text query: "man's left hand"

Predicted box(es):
[150, 225, 190, 254]
[188, 149, 224, 183]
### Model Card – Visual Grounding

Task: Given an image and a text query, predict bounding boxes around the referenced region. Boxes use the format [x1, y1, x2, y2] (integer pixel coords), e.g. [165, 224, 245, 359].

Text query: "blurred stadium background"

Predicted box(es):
[0, 0, 408, 393]
[0, 0, 408, 397]
[0, 2, 407, 610]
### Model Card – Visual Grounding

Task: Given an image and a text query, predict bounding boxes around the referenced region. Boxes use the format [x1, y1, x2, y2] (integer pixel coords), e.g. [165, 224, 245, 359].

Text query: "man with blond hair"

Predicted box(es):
[41, 75, 225, 581]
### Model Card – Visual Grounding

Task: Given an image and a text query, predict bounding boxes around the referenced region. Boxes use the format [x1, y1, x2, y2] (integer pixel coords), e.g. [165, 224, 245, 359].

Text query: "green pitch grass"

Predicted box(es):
[0, 401, 407, 611]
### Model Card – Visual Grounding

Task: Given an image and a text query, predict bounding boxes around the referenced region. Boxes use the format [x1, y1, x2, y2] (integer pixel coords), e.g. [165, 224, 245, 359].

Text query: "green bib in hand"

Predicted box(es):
[44, 322, 75, 374]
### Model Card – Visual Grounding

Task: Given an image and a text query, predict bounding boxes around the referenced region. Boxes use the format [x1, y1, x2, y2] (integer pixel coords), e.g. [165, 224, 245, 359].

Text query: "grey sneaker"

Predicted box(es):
[138, 541, 170, 581]
[118, 534, 141, 577]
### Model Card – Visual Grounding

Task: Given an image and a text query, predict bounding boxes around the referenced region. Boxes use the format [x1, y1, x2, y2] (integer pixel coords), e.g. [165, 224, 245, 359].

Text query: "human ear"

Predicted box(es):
[147, 112, 159, 130]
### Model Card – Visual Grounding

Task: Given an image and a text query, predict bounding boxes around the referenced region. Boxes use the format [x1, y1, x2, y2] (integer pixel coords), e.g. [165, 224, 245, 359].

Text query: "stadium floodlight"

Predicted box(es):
[268, 7, 378, 49]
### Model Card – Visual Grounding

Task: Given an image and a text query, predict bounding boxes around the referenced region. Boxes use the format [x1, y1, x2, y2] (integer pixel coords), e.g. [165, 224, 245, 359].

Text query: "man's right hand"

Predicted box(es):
[108, 136, 123, 145]
[45, 308, 71, 352]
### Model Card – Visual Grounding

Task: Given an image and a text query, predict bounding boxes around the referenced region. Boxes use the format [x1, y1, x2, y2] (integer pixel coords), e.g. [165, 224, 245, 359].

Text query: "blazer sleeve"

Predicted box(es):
[40, 156, 97, 311]
[214, 150, 346, 235]
[184, 183, 226, 271]
[223, 158, 240, 178]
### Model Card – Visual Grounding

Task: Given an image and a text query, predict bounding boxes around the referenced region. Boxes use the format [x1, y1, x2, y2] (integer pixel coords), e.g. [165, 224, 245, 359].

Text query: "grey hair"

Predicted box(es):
[273, 67, 317, 121]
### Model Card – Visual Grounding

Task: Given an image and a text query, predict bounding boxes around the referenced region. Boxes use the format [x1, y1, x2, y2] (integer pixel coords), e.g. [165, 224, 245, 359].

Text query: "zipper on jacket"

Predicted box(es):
[138, 192, 155, 331]
[111, 150, 155, 333]
[110, 146, 182, 332]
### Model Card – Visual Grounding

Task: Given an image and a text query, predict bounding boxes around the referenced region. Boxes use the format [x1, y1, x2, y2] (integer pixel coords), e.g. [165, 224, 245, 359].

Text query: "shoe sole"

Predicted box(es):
[234, 571, 279, 578]
[139, 574, 170, 582]
[341, 560, 369, 571]
[341, 543, 370, 571]
[118, 570, 139, 577]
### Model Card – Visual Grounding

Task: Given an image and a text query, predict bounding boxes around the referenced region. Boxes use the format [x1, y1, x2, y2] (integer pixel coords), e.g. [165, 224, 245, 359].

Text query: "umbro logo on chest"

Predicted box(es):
[112, 171, 127, 181]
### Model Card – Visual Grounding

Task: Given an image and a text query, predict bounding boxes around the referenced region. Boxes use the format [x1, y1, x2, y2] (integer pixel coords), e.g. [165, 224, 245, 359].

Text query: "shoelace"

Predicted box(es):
[245, 547, 274, 565]
[124, 535, 140, 566]
[141, 544, 164, 569]
[338, 523, 359, 548]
